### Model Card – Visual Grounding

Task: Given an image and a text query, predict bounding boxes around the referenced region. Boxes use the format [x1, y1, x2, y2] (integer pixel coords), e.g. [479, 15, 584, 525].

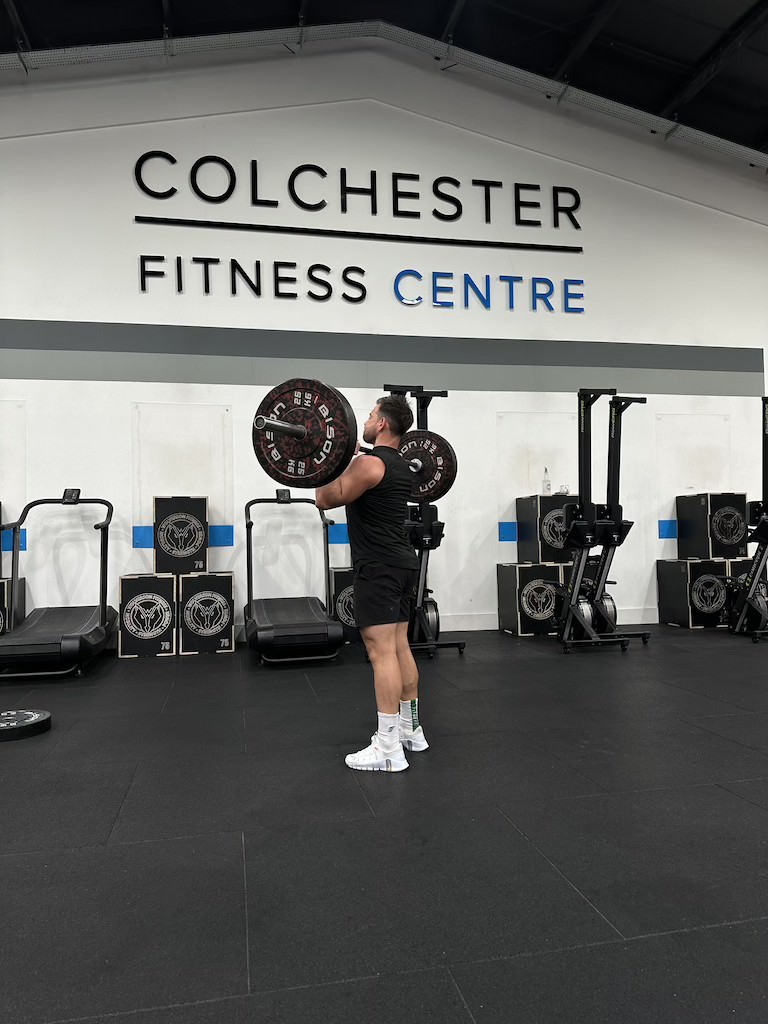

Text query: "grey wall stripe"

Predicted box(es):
[0, 319, 763, 396]
[0, 349, 761, 397]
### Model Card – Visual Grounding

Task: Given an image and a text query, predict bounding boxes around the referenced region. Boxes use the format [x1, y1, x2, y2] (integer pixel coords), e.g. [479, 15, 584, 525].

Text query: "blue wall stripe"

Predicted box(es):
[132, 525, 235, 548]
[132, 526, 154, 548]
[658, 520, 678, 539]
[329, 523, 349, 544]
[498, 521, 518, 542]
[209, 525, 234, 547]
[1, 528, 27, 552]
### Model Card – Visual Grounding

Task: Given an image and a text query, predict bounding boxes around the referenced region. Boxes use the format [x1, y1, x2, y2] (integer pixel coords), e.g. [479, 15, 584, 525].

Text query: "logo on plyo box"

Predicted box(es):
[519, 580, 557, 621]
[157, 513, 205, 558]
[184, 591, 230, 636]
[0, 607, 4, 634]
[711, 507, 746, 546]
[122, 593, 173, 640]
[690, 575, 727, 614]
[336, 585, 356, 627]
[541, 509, 567, 549]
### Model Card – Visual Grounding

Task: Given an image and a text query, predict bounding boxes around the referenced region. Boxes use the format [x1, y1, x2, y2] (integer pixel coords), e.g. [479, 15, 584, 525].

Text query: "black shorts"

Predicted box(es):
[353, 561, 419, 628]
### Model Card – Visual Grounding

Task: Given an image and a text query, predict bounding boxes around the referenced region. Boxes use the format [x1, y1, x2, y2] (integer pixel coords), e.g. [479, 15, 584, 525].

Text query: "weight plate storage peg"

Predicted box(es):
[0, 709, 52, 741]
[252, 378, 358, 488]
[399, 430, 458, 502]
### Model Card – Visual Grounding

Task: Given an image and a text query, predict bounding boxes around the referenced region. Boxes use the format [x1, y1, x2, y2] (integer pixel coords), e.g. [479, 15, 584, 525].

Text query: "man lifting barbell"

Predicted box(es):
[314, 395, 427, 773]
[252, 377, 457, 771]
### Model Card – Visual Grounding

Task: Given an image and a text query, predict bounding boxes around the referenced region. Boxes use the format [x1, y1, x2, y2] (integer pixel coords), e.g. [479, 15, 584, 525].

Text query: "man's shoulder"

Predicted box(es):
[350, 452, 386, 486]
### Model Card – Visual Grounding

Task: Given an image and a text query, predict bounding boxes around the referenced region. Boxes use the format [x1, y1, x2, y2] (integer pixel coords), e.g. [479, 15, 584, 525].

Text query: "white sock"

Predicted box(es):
[400, 699, 420, 731]
[377, 712, 400, 751]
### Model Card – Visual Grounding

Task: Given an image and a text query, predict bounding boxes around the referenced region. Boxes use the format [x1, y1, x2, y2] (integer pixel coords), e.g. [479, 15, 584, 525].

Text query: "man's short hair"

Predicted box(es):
[376, 395, 413, 438]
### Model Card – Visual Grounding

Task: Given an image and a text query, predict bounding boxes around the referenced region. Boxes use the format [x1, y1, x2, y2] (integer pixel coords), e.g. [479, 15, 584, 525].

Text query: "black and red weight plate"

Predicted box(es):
[0, 709, 52, 741]
[399, 430, 458, 502]
[252, 378, 358, 488]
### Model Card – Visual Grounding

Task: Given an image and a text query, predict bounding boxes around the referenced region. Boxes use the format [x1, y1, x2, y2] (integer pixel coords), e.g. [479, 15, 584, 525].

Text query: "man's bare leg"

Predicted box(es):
[345, 622, 409, 771]
[361, 622, 402, 713]
[396, 620, 429, 751]
[396, 621, 418, 701]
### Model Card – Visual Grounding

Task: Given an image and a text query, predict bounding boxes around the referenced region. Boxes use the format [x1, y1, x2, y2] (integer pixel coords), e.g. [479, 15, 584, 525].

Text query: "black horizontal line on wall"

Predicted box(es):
[134, 215, 584, 254]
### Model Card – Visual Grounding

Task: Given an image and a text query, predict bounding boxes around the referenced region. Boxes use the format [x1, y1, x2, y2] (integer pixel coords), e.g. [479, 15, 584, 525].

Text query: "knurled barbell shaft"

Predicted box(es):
[252, 378, 457, 498]
[254, 415, 308, 440]
[254, 419, 427, 477]
[358, 444, 422, 473]
[256, 420, 427, 475]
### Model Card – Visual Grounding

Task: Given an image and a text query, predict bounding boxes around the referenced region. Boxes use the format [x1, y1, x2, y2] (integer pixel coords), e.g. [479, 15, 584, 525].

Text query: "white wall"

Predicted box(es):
[1, 43, 767, 629]
[0, 378, 762, 628]
[2, 46, 767, 345]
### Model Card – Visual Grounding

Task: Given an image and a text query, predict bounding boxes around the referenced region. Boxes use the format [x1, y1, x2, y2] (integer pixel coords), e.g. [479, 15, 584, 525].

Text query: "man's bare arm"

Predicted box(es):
[315, 454, 385, 510]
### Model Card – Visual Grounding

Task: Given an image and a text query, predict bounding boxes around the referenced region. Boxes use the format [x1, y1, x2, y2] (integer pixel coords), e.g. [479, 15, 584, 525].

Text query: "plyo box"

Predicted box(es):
[154, 496, 209, 575]
[118, 573, 177, 658]
[179, 572, 235, 655]
[515, 495, 573, 564]
[676, 493, 747, 560]
[497, 562, 562, 636]
[330, 566, 359, 643]
[657, 558, 729, 628]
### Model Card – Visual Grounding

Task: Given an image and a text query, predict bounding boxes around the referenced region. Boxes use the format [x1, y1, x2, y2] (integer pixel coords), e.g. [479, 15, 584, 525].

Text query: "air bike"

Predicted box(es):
[557, 389, 651, 652]
[724, 396, 768, 641]
[0, 489, 117, 678]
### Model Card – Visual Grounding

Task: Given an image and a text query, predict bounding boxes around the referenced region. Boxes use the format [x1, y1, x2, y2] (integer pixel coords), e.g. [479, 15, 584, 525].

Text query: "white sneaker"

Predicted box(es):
[345, 735, 409, 772]
[400, 725, 429, 752]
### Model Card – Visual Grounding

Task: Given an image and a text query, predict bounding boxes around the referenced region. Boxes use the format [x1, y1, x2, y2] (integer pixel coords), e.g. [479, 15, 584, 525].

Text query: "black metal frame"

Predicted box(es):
[3, 492, 113, 633]
[244, 489, 335, 615]
[559, 390, 650, 651]
[385, 384, 465, 657]
[728, 396, 768, 640]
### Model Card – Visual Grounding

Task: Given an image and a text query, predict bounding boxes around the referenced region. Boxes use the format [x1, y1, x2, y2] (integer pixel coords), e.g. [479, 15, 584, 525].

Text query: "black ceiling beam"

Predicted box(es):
[3, 0, 31, 51]
[553, 0, 624, 82]
[659, 0, 768, 118]
[441, 0, 468, 43]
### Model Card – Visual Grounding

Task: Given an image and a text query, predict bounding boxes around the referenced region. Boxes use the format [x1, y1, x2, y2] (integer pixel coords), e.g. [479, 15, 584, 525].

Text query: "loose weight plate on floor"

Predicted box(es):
[0, 709, 52, 741]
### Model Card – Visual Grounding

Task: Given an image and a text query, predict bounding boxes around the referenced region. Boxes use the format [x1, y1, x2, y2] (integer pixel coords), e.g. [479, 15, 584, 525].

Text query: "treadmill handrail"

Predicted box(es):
[6, 495, 113, 630]
[3, 496, 114, 532]
[245, 496, 333, 526]
[244, 494, 335, 612]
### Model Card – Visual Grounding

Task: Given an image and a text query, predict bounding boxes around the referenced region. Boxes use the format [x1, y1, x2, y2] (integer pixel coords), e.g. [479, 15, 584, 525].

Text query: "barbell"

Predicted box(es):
[252, 377, 457, 501]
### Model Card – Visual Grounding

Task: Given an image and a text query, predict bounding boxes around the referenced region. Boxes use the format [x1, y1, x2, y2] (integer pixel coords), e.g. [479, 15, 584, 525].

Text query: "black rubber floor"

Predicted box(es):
[4, 625, 768, 1022]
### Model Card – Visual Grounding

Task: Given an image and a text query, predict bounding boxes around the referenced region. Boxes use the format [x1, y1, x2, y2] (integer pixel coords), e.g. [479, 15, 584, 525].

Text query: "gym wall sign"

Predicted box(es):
[134, 151, 585, 314]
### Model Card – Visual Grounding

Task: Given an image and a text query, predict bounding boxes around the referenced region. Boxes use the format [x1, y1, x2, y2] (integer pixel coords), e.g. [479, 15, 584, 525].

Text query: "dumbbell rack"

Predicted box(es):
[386, 384, 465, 658]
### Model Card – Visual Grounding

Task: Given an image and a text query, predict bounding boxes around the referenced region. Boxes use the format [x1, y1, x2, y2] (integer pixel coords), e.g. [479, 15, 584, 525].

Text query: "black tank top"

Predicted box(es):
[346, 447, 419, 570]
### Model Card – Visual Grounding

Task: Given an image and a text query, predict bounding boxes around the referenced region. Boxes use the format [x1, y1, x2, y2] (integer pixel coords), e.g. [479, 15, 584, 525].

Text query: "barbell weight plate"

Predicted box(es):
[398, 430, 458, 502]
[252, 378, 358, 488]
[0, 709, 52, 742]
